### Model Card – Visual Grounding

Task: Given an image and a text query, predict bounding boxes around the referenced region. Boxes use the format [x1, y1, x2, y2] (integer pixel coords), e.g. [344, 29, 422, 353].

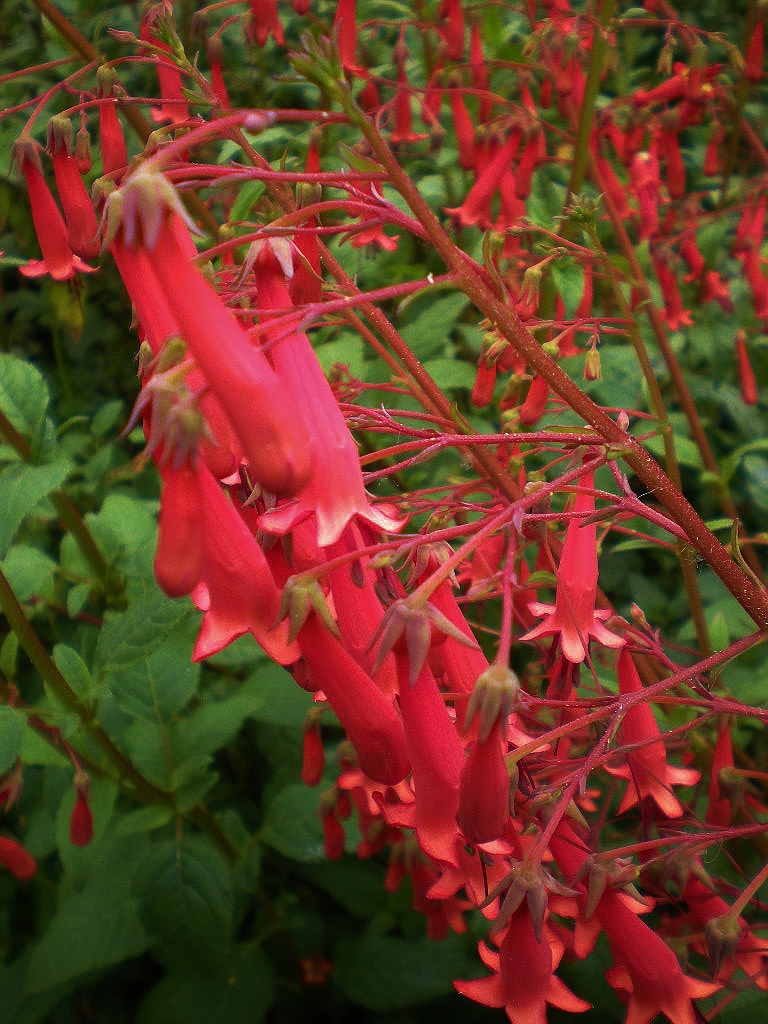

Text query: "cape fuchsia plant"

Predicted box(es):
[1, 0, 767, 1021]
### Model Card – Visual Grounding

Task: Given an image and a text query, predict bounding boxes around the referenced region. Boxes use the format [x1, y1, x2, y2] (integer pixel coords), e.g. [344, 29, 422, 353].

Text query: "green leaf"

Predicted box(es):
[103, 619, 200, 722]
[137, 946, 274, 1024]
[0, 354, 49, 438]
[0, 460, 72, 559]
[134, 836, 234, 975]
[0, 705, 26, 773]
[25, 835, 152, 993]
[95, 588, 194, 673]
[261, 783, 325, 863]
[551, 258, 585, 319]
[0, 953, 65, 1024]
[314, 333, 366, 379]
[0, 544, 56, 603]
[422, 357, 476, 391]
[334, 932, 473, 1010]
[245, 662, 314, 728]
[228, 179, 266, 223]
[400, 293, 470, 360]
[52, 644, 93, 703]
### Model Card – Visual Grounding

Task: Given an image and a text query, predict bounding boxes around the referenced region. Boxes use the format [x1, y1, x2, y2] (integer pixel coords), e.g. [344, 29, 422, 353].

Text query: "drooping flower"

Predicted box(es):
[14, 138, 96, 281]
[106, 170, 311, 497]
[736, 331, 758, 405]
[455, 906, 590, 1024]
[96, 67, 128, 176]
[140, 10, 190, 124]
[597, 889, 720, 1024]
[521, 469, 624, 664]
[0, 835, 36, 880]
[297, 612, 410, 786]
[395, 649, 464, 866]
[250, 241, 401, 546]
[47, 116, 100, 259]
[246, 0, 284, 47]
[607, 649, 699, 819]
[69, 781, 94, 847]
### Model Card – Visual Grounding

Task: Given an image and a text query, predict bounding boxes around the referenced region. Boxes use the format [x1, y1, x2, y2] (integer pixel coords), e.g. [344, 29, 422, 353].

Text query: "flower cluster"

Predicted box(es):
[7, 0, 768, 1021]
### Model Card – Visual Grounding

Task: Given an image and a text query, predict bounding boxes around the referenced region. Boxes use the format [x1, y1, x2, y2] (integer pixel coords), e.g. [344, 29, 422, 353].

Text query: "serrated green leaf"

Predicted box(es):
[137, 945, 274, 1024]
[314, 334, 366, 379]
[0, 953, 65, 1024]
[0, 354, 49, 438]
[245, 662, 314, 727]
[261, 783, 325, 863]
[0, 705, 26, 774]
[91, 398, 125, 438]
[103, 618, 200, 722]
[115, 805, 174, 836]
[134, 836, 233, 975]
[0, 460, 72, 559]
[95, 588, 194, 673]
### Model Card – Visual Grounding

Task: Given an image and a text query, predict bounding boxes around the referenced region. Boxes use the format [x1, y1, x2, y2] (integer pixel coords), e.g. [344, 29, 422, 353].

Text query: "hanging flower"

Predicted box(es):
[522, 469, 624, 664]
[455, 906, 591, 1023]
[607, 649, 699, 818]
[0, 835, 36, 880]
[14, 138, 96, 281]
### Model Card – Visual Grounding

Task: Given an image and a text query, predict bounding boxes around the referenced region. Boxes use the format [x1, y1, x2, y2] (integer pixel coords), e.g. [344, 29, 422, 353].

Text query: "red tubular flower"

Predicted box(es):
[333, 0, 359, 72]
[445, 126, 522, 228]
[96, 68, 128, 176]
[48, 116, 100, 260]
[107, 172, 311, 497]
[297, 613, 410, 786]
[206, 37, 231, 108]
[655, 117, 685, 199]
[736, 331, 758, 405]
[246, 0, 284, 47]
[651, 248, 693, 332]
[301, 718, 325, 787]
[630, 151, 661, 240]
[191, 468, 298, 663]
[15, 139, 95, 281]
[457, 719, 510, 844]
[252, 242, 401, 545]
[140, 14, 190, 124]
[394, 651, 463, 866]
[448, 86, 477, 171]
[745, 16, 764, 83]
[455, 906, 590, 1023]
[608, 649, 699, 818]
[522, 469, 624, 664]
[439, 0, 465, 60]
[518, 374, 549, 425]
[469, 22, 492, 121]
[597, 889, 719, 1024]
[69, 785, 93, 847]
[0, 835, 36, 880]
[683, 877, 768, 988]
[154, 459, 206, 598]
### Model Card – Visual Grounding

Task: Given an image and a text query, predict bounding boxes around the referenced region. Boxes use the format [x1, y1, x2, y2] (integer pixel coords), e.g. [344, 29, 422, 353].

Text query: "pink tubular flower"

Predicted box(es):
[14, 139, 95, 281]
[106, 170, 311, 497]
[69, 784, 94, 847]
[522, 469, 624, 664]
[608, 649, 699, 818]
[439, 0, 465, 60]
[297, 613, 410, 786]
[251, 241, 401, 546]
[597, 889, 719, 1024]
[96, 68, 128, 176]
[457, 718, 510, 844]
[455, 906, 590, 1023]
[48, 116, 100, 260]
[395, 650, 463, 866]
[140, 12, 190, 124]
